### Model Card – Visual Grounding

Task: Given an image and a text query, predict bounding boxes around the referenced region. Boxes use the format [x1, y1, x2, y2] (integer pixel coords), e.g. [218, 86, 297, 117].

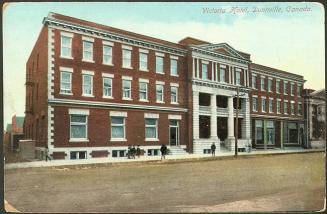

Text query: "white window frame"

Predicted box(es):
[276, 80, 280, 94]
[122, 76, 132, 100]
[170, 58, 178, 76]
[284, 82, 288, 95]
[69, 109, 89, 142]
[102, 73, 114, 99]
[60, 67, 73, 95]
[70, 151, 87, 160]
[291, 83, 295, 96]
[291, 101, 295, 115]
[60, 32, 73, 59]
[269, 98, 274, 113]
[82, 37, 94, 63]
[139, 79, 149, 102]
[155, 55, 164, 74]
[139, 50, 149, 71]
[103, 41, 113, 65]
[252, 74, 257, 89]
[82, 71, 94, 97]
[298, 102, 302, 115]
[252, 96, 258, 112]
[297, 84, 302, 97]
[145, 118, 159, 141]
[277, 99, 281, 114]
[202, 63, 209, 80]
[170, 83, 179, 104]
[220, 66, 226, 83]
[122, 46, 132, 69]
[110, 116, 126, 141]
[261, 97, 266, 112]
[156, 82, 165, 103]
[284, 101, 288, 115]
[260, 77, 265, 91]
[235, 70, 241, 85]
[268, 78, 273, 92]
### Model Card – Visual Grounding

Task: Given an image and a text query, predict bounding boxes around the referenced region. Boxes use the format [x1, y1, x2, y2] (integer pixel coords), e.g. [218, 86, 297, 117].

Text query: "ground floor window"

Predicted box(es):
[266, 120, 275, 145]
[111, 117, 125, 139]
[70, 151, 87, 160]
[255, 120, 264, 144]
[112, 150, 126, 157]
[288, 122, 298, 144]
[145, 118, 158, 140]
[199, 116, 210, 139]
[70, 115, 88, 140]
[148, 149, 160, 156]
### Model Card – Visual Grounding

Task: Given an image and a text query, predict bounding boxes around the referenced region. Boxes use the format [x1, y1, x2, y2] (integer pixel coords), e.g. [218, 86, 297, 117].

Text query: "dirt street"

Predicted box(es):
[5, 152, 325, 212]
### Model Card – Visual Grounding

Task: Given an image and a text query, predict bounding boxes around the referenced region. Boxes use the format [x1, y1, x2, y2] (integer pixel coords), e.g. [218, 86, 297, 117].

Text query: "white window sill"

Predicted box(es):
[139, 99, 149, 102]
[262, 111, 266, 113]
[156, 71, 164, 75]
[122, 97, 132, 101]
[145, 138, 159, 142]
[103, 63, 114, 66]
[110, 138, 127, 142]
[139, 68, 149, 72]
[82, 94, 95, 97]
[60, 56, 74, 60]
[82, 59, 95, 63]
[69, 139, 89, 143]
[60, 92, 73, 96]
[171, 102, 179, 105]
[253, 110, 258, 112]
[171, 74, 179, 77]
[103, 96, 114, 99]
[156, 101, 165, 104]
[122, 66, 133, 70]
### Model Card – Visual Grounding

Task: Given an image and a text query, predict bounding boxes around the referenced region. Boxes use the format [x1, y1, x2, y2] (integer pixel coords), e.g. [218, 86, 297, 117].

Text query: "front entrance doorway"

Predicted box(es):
[169, 120, 180, 146]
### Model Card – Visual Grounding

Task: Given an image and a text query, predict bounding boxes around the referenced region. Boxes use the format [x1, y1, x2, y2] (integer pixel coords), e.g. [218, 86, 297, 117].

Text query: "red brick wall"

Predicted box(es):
[91, 150, 109, 158]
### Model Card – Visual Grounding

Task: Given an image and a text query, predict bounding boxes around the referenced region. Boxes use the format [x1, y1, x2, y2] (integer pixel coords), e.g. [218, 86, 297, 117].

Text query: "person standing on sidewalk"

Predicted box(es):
[136, 145, 141, 158]
[211, 143, 216, 157]
[160, 144, 166, 160]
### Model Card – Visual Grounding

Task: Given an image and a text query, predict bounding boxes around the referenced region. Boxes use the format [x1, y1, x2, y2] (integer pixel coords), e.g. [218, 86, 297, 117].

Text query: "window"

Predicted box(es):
[112, 150, 127, 158]
[261, 77, 265, 91]
[170, 59, 178, 76]
[220, 66, 226, 83]
[276, 80, 280, 93]
[252, 97, 258, 112]
[145, 118, 158, 139]
[261, 97, 266, 112]
[291, 102, 295, 115]
[268, 79, 273, 92]
[298, 103, 302, 115]
[297, 84, 302, 96]
[156, 84, 164, 102]
[235, 71, 241, 85]
[139, 53, 148, 71]
[252, 75, 257, 89]
[171, 86, 178, 104]
[61, 34, 72, 58]
[122, 79, 132, 99]
[255, 120, 264, 144]
[83, 41, 93, 62]
[122, 49, 132, 68]
[103, 45, 113, 65]
[103, 77, 112, 98]
[111, 117, 125, 139]
[291, 84, 295, 96]
[70, 151, 87, 160]
[277, 100, 281, 114]
[202, 63, 208, 80]
[139, 82, 148, 101]
[284, 82, 288, 95]
[284, 101, 288, 114]
[269, 99, 273, 113]
[70, 115, 88, 140]
[156, 56, 164, 74]
[82, 74, 93, 96]
[60, 71, 72, 94]
[147, 149, 160, 156]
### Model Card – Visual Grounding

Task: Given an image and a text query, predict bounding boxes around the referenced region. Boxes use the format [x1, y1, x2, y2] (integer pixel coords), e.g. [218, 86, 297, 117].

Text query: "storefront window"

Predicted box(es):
[255, 120, 264, 144]
[266, 121, 275, 145]
[288, 122, 298, 144]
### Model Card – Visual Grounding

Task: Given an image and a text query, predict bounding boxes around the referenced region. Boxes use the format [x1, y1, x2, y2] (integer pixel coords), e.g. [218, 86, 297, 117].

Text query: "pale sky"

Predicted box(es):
[3, 2, 325, 127]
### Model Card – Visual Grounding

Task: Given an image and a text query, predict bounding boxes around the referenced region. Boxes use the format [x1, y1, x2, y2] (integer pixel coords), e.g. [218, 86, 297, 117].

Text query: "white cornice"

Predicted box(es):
[43, 17, 187, 57]
[251, 68, 304, 83]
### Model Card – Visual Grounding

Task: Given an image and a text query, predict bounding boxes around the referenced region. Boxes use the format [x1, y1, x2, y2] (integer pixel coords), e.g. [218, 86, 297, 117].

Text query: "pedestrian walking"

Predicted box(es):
[45, 148, 51, 161]
[160, 144, 166, 160]
[136, 145, 141, 158]
[211, 143, 216, 157]
[127, 145, 132, 159]
[131, 146, 136, 159]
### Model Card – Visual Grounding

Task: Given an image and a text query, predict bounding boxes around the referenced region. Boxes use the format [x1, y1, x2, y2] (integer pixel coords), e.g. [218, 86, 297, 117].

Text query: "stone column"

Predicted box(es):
[241, 98, 251, 145]
[210, 94, 218, 139]
[226, 96, 235, 150]
[193, 91, 200, 140]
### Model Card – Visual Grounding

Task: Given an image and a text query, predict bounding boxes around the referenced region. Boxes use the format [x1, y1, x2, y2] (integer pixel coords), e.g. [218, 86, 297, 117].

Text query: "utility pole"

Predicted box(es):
[235, 86, 239, 157]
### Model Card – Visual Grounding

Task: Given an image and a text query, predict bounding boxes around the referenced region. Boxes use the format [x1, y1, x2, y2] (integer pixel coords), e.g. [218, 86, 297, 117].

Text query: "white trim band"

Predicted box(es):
[122, 76, 133, 80]
[110, 111, 127, 117]
[139, 48, 149, 54]
[82, 70, 95, 75]
[60, 31, 73, 38]
[82, 36, 94, 42]
[102, 73, 114, 78]
[122, 45, 133, 50]
[139, 78, 149, 83]
[155, 52, 165, 57]
[144, 113, 159, 119]
[103, 40, 114, 46]
[69, 109, 90, 115]
[60, 67, 73, 73]
[168, 115, 182, 120]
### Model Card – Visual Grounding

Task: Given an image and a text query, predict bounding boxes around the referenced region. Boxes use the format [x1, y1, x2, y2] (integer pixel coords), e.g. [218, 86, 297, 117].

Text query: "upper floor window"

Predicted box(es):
[170, 58, 178, 76]
[291, 84, 295, 96]
[291, 102, 295, 115]
[202, 63, 208, 80]
[284, 82, 288, 95]
[252, 97, 258, 112]
[60, 67, 73, 95]
[284, 101, 288, 114]
[276, 80, 280, 93]
[103, 43, 113, 65]
[277, 100, 281, 114]
[171, 85, 178, 104]
[82, 38, 94, 62]
[82, 71, 94, 96]
[139, 80, 148, 101]
[156, 83, 164, 103]
[103, 75, 113, 98]
[156, 55, 164, 74]
[139, 52, 148, 71]
[269, 99, 273, 113]
[60, 32, 73, 58]
[252, 75, 257, 89]
[235, 71, 241, 85]
[122, 46, 132, 68]
[268, 79, 273, 92]
[261, 97, 266, 112]
[298, 103, 302, 115]
[260, 77, 265, 91]
[122, 78, 132, 100]
[297, 84, 302, 97]
[220, 66, 226, 83]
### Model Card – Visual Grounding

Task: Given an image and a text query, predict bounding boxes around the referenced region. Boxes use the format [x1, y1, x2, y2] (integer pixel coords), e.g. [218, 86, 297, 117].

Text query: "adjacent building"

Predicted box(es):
[24, 13, 307, 160]
[4, 115, 25, 152]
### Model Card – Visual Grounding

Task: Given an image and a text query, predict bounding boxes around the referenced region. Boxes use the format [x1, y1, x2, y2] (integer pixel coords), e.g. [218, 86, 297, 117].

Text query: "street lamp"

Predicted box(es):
[234, 85, 245, 157]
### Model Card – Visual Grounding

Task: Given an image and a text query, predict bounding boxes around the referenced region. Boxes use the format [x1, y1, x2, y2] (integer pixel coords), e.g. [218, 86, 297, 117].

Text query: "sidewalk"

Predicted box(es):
[4, 148, 325, 170]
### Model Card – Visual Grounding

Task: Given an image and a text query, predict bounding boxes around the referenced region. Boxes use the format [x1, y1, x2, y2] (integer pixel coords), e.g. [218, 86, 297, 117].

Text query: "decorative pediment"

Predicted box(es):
[195, 43, 249, 61]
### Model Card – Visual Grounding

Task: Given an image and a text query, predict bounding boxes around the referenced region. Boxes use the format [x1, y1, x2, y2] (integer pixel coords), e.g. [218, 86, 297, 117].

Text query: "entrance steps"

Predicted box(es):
[193, 140, 221, 154]
[169, 146, 188, 155]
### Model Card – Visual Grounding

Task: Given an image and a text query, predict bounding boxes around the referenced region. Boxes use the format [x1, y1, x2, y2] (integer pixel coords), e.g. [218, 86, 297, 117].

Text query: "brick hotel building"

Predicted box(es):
[24, 13, 305, 160]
